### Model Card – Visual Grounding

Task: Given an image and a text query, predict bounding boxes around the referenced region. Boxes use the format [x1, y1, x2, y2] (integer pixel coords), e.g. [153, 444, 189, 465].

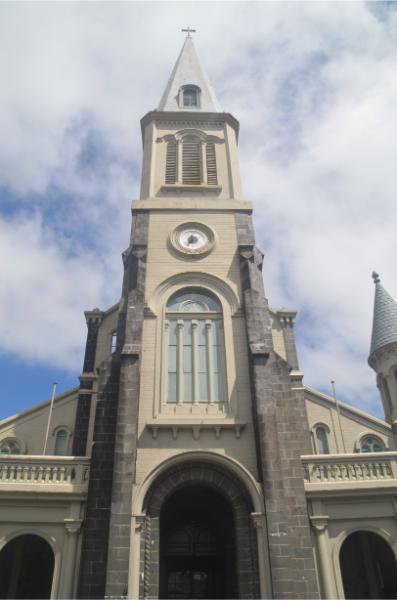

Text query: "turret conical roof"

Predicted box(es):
[158, 36, 222, 112]
[369, 272, 397, 358]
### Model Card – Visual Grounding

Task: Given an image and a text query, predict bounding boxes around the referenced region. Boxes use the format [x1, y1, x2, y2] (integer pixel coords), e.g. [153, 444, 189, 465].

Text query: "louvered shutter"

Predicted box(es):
[206, 142, 217, 185]
[165, 139, 177, 184]
[182, 136, 201, 185]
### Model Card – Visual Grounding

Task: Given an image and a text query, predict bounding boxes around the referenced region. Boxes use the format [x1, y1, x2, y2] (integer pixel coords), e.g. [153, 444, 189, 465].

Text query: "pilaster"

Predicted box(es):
[73, 310, 103, 456]
[105, 212, 149, 598]
[236, 213, 319, 599]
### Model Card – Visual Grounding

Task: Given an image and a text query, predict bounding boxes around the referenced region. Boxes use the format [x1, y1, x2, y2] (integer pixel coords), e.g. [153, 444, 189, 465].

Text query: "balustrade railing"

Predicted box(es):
[0, 456, 90, 488]
[302, 452, 397, 485]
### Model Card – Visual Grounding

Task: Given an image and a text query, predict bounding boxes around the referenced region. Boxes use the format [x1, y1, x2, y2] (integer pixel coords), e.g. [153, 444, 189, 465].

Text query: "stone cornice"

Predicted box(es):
[141, 110, 240, 140]
[368, 341, 397, 370]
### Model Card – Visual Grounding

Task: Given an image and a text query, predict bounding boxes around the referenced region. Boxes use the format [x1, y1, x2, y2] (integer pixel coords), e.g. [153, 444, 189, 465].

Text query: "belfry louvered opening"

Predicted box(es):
[165, 134, 219, 187]
[206, 142, 217, 185]
[165, 139, 177, 184]
[182, 135, 201, 185]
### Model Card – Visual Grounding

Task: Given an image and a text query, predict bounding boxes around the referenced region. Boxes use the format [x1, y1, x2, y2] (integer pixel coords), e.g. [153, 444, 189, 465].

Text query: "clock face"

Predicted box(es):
[170, 222, 215, 257]
[179, 229, 208, 251]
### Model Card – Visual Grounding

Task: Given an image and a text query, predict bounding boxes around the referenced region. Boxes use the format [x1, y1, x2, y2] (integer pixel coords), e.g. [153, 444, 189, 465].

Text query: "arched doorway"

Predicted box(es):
[340, 531, 397, 599]
[160, 486, 237, 599]
[142, 462, 260, 599]
[0, 534, 54, 599]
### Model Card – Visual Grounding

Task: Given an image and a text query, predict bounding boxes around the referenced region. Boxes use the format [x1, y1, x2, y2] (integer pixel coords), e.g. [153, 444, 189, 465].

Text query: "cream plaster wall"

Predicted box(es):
[309, 495, 397, 599]
[0, 390, 78, 456]
[134, 208, 259, 485]
[0, 497, 84, 599]
[140, 115, 243, 201]
[305, 387, 394, 454]
[95, 306, 119, 370]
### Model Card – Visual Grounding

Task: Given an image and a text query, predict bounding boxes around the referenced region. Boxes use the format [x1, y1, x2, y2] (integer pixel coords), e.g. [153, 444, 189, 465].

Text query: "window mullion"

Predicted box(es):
[192, 320, 199, 404]
[177, 320, 184, 404]
[206, 320, 214, 403]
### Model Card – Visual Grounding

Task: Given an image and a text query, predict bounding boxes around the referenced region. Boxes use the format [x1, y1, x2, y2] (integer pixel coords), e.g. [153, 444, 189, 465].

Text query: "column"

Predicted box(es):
[128, 514, 146, 600]
[251, 512, 273, 599]
[310, 517, 335, 599]
[62, 520, 82, 599]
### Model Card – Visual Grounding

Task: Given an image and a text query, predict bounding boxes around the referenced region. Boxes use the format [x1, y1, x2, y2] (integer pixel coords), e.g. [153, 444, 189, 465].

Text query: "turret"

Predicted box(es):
[368, 272, 397, 425]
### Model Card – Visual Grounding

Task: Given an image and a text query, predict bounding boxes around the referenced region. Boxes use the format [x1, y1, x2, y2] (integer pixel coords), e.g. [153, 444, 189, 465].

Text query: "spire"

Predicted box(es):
[369, 272, 397, 358]
[158, 34, 222, 112]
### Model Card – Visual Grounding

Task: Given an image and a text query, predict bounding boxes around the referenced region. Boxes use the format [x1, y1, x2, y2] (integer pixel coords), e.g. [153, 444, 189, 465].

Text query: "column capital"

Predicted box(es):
[132, 514, 146, 532]
[64, 519, 83, 535]
[310, 516, 329, 532]
[250, 512, 265, 529]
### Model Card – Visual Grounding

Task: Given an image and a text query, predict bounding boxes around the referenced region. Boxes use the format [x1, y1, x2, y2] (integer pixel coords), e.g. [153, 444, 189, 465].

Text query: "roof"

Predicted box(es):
[369, 272, 397, 358]
[158, 36, 222, 112]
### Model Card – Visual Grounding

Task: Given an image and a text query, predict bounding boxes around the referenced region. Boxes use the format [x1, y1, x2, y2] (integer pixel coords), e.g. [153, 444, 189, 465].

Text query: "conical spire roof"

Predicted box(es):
[369, 272, 397, 358]
[158, 36, 222, 112]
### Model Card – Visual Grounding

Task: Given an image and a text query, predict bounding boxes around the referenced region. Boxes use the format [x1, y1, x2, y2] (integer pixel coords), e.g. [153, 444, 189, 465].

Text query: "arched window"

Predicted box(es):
[0, 439, 21, 455]
[315, 426, 330, 454]
[182, 85, 200, 108]
[166, 289, 225, 404]
[360, 435, 385, 453]
[54, 429, 68, 456]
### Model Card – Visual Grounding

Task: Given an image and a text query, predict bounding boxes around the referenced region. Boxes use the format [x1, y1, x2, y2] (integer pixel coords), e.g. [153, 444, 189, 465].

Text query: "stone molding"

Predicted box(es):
[368, 341, 397, 370]
[310, 516, 329, 533]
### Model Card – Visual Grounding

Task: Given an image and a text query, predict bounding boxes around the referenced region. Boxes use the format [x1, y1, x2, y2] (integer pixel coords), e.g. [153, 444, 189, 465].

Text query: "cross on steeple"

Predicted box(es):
[182, 26, 196, 38]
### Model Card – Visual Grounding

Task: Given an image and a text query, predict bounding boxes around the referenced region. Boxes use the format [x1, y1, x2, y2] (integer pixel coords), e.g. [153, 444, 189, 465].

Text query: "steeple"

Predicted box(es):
[369, 272, 397, 359]
[368, 272, 397, 426]
[158, 34, 222, 112]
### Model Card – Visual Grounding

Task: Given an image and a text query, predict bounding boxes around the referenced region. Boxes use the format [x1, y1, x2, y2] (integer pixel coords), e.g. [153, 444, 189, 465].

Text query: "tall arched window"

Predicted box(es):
[54, 429, 68, 455]
[315, 426, 330, 454]
[166, 289, 225, 404]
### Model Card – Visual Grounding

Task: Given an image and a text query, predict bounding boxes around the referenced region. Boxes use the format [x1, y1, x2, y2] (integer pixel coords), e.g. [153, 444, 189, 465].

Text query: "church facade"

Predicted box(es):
[1, 37, 397, 600]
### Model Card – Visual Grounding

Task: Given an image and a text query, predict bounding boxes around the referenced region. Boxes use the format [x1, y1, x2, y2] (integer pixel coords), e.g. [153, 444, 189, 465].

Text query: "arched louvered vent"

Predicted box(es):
[182, 135, 201, 185]
[165, 139, 177, 184]
[206, 142, 217, 185]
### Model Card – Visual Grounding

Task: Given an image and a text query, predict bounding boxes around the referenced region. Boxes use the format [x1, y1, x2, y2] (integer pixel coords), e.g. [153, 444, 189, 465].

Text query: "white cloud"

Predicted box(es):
[1, 2, 397, 417]
[0, 213, 106, 369]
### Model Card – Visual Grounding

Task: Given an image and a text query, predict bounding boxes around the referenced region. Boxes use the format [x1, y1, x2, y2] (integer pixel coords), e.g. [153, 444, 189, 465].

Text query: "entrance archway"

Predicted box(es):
[142, 461, 260, 599]
[160, 486, 237, 599]
[340, 531, 397, 599]
[0, 534, 54, 598]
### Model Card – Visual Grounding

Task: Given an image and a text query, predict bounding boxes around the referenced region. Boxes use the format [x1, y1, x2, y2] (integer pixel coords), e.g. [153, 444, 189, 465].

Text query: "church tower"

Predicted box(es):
[73, 34, 320, 599]
[369, 272, 397, 427]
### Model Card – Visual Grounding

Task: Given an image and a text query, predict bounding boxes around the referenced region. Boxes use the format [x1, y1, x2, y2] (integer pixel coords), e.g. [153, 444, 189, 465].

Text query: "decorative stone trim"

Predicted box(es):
[142, 461, 260, 599]
[146, 421, 245, 440]
[169, 221, 216, 257]
[64, 519, 83, 535]
[369, 341, 397, 369]
[310, 516, 329, 532]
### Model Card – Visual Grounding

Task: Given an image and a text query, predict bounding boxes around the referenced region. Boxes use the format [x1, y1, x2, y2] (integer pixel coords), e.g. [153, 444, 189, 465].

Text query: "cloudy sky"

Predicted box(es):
[1, 1, 396, 420]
